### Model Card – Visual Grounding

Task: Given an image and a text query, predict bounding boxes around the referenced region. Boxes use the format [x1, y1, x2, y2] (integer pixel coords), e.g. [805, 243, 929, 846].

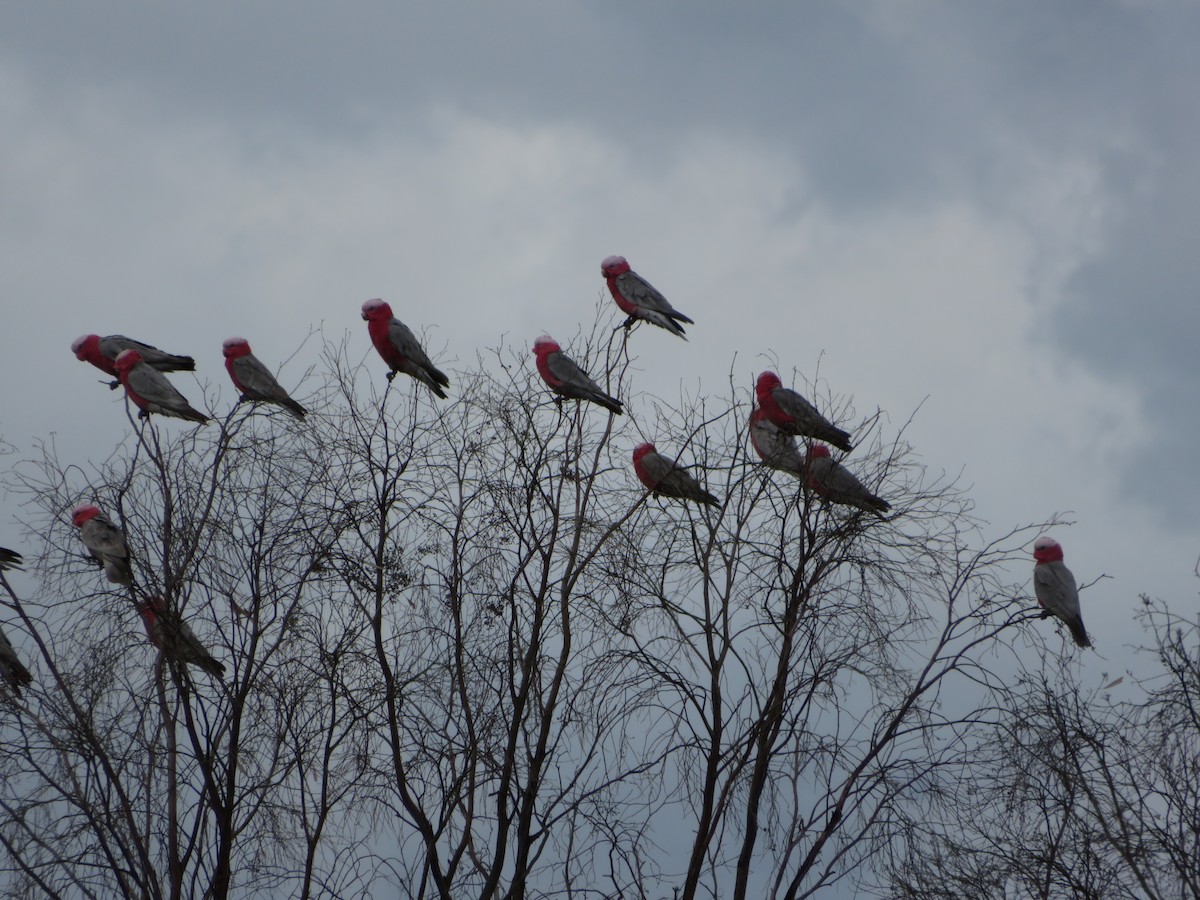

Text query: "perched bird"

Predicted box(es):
[755, 372, 853, 452]
[1033, 536, 1091, 648]
[0, 546, 22, 572]
[73, 334, 195, 388]
[632, 443, 720, 506]
[114, 350, 209, 423]
[71, 504, 134, 586]
[532, 335, 623, 415]
[748, 407, 805, 478]
[601, 255, 694, 339]
[137, 596, 226, 678]
[804, 444, 889, 515]
[222, 337, 307, 419]
[0, 625, 33, 697]
[361, 299, 450, 398]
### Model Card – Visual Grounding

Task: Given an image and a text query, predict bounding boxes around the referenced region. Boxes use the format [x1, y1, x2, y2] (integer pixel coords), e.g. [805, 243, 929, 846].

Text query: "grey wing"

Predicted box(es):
[641, 451, 677, 487]
[104, 335, 193, 371]
[389, 319, 434, 367]
[100, 335, 157, 359]
[548, 352, 604, 394]
[621, 272, 694, 322]
[129, 365, 190, 406]
[821, 459, 868, 497]
[234, 354, 288, 400]
[775, 388, 822, 425]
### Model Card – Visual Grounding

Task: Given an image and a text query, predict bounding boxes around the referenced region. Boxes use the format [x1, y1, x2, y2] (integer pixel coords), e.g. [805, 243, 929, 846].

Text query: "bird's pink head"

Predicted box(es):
[1033, 536, 1064, 563]
[113, 349, 143, 373]
[72, 334, 100, 361]
[808, 443, 832, 459]
[361, 298, 393, 321]
[632, 442, 655, 463]
[601, 255, 631, 277]
[222, 337, 251, 359]
[70, 504, 101, 527]
[532, 335, 560, 357]
[755, 371, 782, 400]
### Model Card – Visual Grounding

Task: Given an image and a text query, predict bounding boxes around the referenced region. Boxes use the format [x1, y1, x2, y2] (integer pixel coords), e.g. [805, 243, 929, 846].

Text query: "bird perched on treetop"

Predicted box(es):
[1032, 536, 1090, 648]
[222, 337, 307, 419]
[71, 504, 134, 586]
[804, 444, 889, 516]
[361, 299, 450, 398]
[137, 596, 226, 678]
[755, 372, 853, 452]
[114, 350, 209, 423]
[532, 335, 623, 415]
[602, 255, 694, 339]
[72, 334, 195, 389]
[632, 443, 720, 506]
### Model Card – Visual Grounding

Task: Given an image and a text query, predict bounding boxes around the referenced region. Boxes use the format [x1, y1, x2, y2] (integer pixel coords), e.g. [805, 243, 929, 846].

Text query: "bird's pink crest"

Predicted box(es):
[632, 442, 655, 462]
[72, 334, 98, 359]
[532, 335, 560, 355]
[114, 348, 143, 370]
[222, 337, 250, 358]
[808, 444, 832, 459]
[756, 371, 782, 394]
[1033, 535, 1065, 563]
[361, 298, 391, 320]
[601, 255, 631, 277]
[70, 504, 101, 527]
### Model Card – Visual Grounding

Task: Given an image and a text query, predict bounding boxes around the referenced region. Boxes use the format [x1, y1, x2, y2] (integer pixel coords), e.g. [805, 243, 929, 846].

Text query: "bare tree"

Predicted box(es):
[1, 307, 1085, 898]
[882, 596, 1200, 900]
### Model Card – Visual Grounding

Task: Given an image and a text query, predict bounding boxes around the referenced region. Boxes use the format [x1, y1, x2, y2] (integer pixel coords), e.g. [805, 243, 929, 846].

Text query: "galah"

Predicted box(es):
[222, 338, 307, 419]
[601, 256, 694, 339]
[71, 504, 134, 586]
[748, 407, 805, 477]
[0, 625, 33, 697]
[114, 349, 209, 423]
[361, 299, 450, 398]
[632, 443, 720, 506]
[532, 335, 624, 415]
[137, 596, 226, 678]
[804, 444, 889, 515]
[755, 372, 853, 452]
[0, 546, 22, 572]
[1033, 536, 1090, 648]
[73, 334, 195, 389]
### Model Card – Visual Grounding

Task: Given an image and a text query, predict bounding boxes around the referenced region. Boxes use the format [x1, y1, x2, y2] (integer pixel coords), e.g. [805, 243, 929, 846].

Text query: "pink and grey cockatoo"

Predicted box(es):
[71, 504, 134, 586]
[532, 335, 624, 415]
[748, 407, 806, 478]
[114, 350, 208, 423]
[755, 372, 853, 452]
[137, 596, 226, 678]
[632, 443, 720, 506]
[0, 625, 33, 697]
[222, 338, 307, 419]
[804, 444, 889, 515]
[73, 334, 195, 389]
[601, 256, 694, 339]
[1033, 536, 1090, 648]
[361, 299, 450, 398]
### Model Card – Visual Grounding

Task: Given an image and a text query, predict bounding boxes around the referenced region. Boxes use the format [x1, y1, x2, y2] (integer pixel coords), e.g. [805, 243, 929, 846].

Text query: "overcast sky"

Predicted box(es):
[2, 1, 1197, 694]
